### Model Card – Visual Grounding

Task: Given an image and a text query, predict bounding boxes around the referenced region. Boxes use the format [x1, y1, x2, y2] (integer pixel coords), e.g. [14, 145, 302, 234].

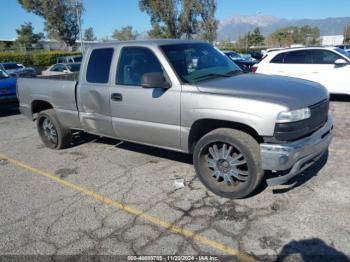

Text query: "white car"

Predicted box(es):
[41, 63, 81, 76]
[254, 47, 350, 95]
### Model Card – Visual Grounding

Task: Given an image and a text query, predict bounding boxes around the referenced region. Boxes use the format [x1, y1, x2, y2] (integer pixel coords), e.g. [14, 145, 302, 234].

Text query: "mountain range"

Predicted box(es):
[217, 15, 350, 41]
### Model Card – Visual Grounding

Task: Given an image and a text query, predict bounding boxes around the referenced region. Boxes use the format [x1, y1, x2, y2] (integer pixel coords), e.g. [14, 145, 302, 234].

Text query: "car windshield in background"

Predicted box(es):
[161, 43, 241, 83]
[226, 52, 242, 61]
[334, 47, 350, 58]
[3, 63, 23, 70]
[67, 64, 81, 72]
[0, 69, 9, 79]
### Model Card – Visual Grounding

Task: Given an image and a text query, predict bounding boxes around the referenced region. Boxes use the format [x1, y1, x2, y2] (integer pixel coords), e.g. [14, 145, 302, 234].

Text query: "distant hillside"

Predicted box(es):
[218, 15, 350, 41]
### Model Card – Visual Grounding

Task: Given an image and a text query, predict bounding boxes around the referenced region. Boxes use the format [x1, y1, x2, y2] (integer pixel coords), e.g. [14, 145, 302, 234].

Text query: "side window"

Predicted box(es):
[51, 64, 61, 72]
[116, 47, 163, 86]
[312, 50, 341, 64]
[284, 51, 312, 64]
[270, 53, 286, 63]
[86, 48, 114, 84]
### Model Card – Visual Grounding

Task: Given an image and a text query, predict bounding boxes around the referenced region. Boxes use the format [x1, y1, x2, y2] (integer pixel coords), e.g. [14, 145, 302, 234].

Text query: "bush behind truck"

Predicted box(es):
[0, 51, 82, 69]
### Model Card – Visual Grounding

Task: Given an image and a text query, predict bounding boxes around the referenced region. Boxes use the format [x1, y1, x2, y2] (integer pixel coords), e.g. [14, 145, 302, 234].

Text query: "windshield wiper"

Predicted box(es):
[192, 73, 231, 82]
[192, 70, 242, 83]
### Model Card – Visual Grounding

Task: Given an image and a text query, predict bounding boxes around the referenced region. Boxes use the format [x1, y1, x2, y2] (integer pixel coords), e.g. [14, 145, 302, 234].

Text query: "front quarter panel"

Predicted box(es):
[180, 87, 287, 151]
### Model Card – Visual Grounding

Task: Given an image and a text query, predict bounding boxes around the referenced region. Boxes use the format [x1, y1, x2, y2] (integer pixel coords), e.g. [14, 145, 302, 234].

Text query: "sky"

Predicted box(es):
[1, 0, 350, 40]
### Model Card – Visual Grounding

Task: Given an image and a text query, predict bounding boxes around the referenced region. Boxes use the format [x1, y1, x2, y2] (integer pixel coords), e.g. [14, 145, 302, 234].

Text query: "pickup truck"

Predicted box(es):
[17, 40, 333, 199]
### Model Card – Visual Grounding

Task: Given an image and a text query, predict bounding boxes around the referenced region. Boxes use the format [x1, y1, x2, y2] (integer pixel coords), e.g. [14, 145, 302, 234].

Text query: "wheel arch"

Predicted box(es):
[188, 118, 263, 153]
[31, 100, 54, 117]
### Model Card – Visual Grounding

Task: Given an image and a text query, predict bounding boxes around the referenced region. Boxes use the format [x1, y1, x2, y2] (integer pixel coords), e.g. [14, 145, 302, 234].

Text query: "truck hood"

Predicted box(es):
[197, 73, 328, 109]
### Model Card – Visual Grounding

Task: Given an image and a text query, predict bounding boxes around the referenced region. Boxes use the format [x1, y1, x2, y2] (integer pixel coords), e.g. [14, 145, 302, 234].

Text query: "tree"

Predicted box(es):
[83, 27, 96, 41]
[139, 0, 180, 38]
[196, 0, 218, 42]
[267, 26, 320, 48]
[112, 26, 138, 41]
[14, 22, 44, 50]
[344, 24, 350, 44]
[148, 23, 167, 38]
[0, 42, 6, 52]
[249, 27, 264, 46]
[18, 0, 83, 47]
[139, 0, 218, 40]
[235, 32, 251, 50]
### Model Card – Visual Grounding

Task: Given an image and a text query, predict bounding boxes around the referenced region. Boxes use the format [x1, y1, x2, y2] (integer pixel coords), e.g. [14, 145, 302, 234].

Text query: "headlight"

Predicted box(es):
[276, 108, 311, 123]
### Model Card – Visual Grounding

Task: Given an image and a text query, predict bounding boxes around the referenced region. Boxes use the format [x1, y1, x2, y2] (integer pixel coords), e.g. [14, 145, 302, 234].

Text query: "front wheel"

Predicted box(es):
[193, 128, 264, 199]
[37, 109, 72, 149]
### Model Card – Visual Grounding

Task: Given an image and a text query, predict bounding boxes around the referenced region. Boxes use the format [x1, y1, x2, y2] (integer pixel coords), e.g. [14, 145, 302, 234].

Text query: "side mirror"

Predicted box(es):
[141, 72, 170, 89]
[334, 59, 348, 66]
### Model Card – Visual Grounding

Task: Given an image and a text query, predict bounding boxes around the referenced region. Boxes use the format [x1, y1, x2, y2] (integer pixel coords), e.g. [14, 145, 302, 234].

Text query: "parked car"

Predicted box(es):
[335, 44, 350, 51]
[0, 69, 17, 103]
[250, 51, 263, 60]
[17, 40, 333, 199]
[56, 55, 82, 64]
[254, 47, 350, 95]
[223, 51, 257, 72]
[41, 63, 81, 76]
[0, 62, 36, 78]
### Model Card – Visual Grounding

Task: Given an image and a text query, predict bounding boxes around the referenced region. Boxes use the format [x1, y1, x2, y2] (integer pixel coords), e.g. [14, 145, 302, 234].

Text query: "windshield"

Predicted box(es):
[0, 69, 9, 79]
[161, 43, 241, 83]
[67, 64, 81, 72]
[226, 52, 242, 61]
[334, 47, 350, 59]
[3, 63, 23, 70]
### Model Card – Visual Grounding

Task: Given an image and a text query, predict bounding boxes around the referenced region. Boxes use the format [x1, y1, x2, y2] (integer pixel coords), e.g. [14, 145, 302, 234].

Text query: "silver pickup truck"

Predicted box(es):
[17, 40, 333, 198]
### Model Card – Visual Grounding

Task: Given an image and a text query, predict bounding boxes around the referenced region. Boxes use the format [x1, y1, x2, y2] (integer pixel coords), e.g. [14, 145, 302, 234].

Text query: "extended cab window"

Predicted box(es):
[116, 47, 163, 86]
[86, 48, 114, 84]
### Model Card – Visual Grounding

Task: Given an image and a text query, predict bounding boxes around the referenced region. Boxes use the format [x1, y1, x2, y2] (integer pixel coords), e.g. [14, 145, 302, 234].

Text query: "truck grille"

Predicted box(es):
[274, 99, 329, 142]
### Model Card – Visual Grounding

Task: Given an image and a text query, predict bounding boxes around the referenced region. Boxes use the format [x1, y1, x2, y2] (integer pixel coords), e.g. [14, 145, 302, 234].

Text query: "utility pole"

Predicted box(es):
[76, 0, 83, 52]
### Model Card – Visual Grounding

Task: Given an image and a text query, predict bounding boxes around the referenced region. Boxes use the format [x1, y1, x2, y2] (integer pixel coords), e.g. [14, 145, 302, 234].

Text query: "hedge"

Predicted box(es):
[0, 51, 82, 67]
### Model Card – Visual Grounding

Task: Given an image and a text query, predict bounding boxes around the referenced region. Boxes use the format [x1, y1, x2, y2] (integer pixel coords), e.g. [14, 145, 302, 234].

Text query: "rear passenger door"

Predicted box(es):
[77, 48, 115, 136]
[309, 50, 349, 94]
[109, 46, 181, 149]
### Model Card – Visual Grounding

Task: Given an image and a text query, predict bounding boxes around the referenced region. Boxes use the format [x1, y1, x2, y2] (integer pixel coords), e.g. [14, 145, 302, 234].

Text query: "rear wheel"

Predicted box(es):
[193, 128, 264, 199]
[37, 109, 71, 149]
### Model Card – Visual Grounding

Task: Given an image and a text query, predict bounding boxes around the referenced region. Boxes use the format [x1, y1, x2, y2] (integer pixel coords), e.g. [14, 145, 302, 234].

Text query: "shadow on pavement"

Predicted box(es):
[94, 136, 193, 165]
[0, 102, 20, 117]
[247, 152, 328, 197]
[330, 94, 350, 102]
[276, 238, 349, 262]
[271, 152, 329, 194]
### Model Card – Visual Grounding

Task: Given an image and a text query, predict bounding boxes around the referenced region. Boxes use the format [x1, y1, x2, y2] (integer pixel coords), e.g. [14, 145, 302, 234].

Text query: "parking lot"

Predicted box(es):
[0, 98, 349, 261]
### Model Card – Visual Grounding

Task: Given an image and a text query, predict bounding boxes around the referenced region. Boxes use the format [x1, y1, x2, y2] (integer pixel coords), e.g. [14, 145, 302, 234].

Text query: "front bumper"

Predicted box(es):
[260, 113, 333, 186]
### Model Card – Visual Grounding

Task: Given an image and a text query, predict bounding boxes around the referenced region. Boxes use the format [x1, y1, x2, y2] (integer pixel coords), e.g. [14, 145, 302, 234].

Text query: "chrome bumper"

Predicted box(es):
[260, 113, 333, 186]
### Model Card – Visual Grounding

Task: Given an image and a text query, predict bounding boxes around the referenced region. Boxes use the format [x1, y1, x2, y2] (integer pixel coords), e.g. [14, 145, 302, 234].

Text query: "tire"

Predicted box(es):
[193, 128, 264, 199]
[37, 109, 72, 149]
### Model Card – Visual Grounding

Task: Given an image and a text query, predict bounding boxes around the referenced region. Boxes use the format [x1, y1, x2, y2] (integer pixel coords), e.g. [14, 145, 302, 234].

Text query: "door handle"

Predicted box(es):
[111, 93, 123, 101]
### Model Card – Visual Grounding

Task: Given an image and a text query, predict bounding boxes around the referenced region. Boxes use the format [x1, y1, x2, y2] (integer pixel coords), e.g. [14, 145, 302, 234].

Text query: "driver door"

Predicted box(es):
[109, 46, 181, 149]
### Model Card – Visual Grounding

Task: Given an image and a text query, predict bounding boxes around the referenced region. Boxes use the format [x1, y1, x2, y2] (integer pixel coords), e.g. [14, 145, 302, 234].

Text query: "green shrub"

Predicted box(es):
[0, 51, 82, 66]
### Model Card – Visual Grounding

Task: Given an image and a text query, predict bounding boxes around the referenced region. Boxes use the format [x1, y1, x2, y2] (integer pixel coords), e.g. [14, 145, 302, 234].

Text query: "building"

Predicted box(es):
[320, 35, 344, 46]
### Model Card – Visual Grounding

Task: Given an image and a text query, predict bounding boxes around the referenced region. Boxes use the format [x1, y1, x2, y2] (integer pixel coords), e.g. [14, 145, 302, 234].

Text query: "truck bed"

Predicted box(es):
[17, 73, 81, 129]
